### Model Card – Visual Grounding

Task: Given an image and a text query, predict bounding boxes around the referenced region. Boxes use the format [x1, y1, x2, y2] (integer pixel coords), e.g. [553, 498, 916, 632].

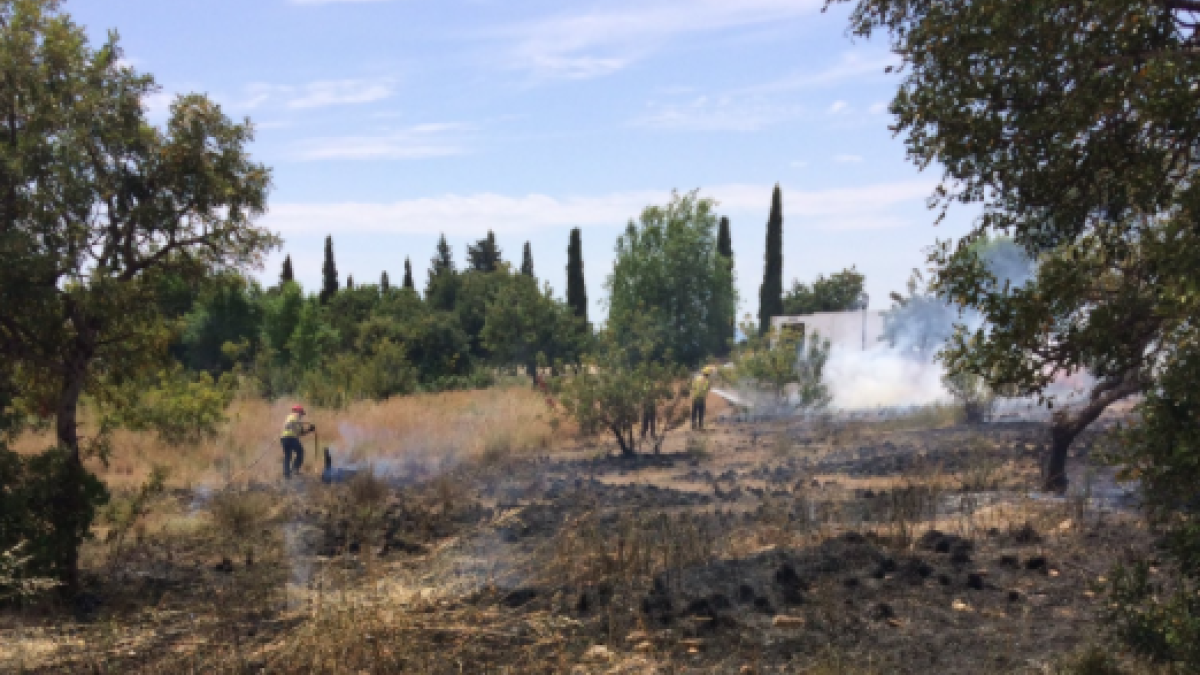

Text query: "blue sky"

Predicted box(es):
[69, 0, 976, 322]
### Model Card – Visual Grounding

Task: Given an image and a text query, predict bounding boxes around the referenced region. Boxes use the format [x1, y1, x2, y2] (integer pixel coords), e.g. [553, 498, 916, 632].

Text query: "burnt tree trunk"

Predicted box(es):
[1042, 371, 1142, 492]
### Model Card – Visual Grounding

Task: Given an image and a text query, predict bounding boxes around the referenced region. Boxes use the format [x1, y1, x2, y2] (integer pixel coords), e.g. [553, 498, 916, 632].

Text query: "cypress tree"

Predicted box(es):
[426, 234, 459, 310]
[403, 257, 415, 290]
[758, 185, 784, 336]
[716, 216, 735, 354]
[320, 235, 339, 304]
[521, 241, 534, 277]
[566, 227, 587, 324]
[346, 275, 354, 290]
[280, 255, 294, 285]
[467, 230, 502, 272]
[380, 271, 390, 292]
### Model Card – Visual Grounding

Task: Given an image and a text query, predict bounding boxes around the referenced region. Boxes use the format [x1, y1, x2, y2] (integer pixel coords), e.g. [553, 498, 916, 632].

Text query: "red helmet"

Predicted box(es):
[291, 405, 305, 414]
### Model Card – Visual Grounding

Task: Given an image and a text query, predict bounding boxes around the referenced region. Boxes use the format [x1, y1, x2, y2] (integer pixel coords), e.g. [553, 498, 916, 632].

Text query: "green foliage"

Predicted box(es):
[181, 276, 263, 374]
[300, 340, 418, 408]
[553, 322, 688, 456]
[280, 255, 294, 285]
[481, 272, 587, 377]
[0, 0, 275, 588]
[783, 267, 865, 316]
[941, 372, 996, 425]
[320, 235, 339, 305]
[403, 257, 415, 290]
[606, 190, 736, 367]
[467, 230, 503, 273]
[729, 322, 832, 408]
[262, 281, 304, 363]
[566, 228, 588, 325]
[111, 367, 238, 446]
[426, 234, 459, 311]
[758, 184, 784, 336]
[380, 271, 390, 292]
[521, 241, 535, 277]
[456, 267, 509, 358]
[1105, 561, 1200, 669]
[288, 298, 341, 372]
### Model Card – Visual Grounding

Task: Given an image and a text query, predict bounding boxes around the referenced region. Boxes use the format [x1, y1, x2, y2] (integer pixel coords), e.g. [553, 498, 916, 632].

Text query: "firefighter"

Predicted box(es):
[691, 366, 714, 430]
[280, 405, 315, 479]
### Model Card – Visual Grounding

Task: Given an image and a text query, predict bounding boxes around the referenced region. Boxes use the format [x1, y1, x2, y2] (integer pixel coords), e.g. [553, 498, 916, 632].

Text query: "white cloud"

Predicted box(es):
[828, 100, 849, 114]
[740, 52, 899, 94]
[833, 154, 864, 164]
[292, 122, 474, 160]
[495, 0, 824, 80]
[262, 180, 936, 236]
[242, 78, 395, 110]
[635, 96, 805, 132]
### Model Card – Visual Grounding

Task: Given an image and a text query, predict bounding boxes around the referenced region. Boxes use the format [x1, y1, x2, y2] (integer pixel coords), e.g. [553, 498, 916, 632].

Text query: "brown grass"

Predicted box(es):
[11, 385, 563, 491]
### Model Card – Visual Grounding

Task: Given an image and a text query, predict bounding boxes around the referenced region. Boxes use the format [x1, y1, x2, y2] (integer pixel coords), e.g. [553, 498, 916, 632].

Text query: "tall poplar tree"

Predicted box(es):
[380, 271, 390, 292]
[521, 242, 535, 276]
[346, 275, 354, 290]
[403, 257, 415, 290]
[758, 185, 784, 336]
[280, 255, 294, 285]
[566, 228, 588, 325]
[320, 235, 339, 305]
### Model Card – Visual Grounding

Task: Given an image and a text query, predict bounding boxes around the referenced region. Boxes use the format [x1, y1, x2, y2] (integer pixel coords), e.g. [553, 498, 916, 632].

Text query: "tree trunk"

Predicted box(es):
[1042, 371, 1142, 492]
[53, 368, 87, 595]
[611, 423, 635, 457]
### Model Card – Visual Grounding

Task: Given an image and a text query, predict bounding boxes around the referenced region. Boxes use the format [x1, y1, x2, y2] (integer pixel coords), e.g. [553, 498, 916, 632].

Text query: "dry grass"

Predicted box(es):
[11, 384, 562, 491]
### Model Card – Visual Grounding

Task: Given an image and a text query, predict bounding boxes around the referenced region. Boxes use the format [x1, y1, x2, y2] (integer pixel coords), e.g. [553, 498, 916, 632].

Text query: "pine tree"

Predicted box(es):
[467, 230, 502, 272]
[716, 216, 735, 354]
[758, 185, 784, 336]
[320, 235, 339, 304]
[566, 227, 588, 325]
[280, 255, 294, 285]
[521, 241, 535, 277]
[403, 257, 415, 290]
[380, 271, 390, 292]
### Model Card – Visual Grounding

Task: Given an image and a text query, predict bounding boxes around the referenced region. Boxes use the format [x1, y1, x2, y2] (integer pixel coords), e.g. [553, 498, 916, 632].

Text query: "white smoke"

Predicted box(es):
[824, 346, 949, 409]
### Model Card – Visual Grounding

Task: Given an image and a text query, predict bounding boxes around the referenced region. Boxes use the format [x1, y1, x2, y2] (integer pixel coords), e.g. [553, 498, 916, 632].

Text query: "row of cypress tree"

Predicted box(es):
[294, 230, 590, 324]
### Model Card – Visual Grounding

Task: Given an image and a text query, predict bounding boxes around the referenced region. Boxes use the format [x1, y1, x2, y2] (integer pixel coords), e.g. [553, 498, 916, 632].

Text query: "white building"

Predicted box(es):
[770, 310, 886, 352]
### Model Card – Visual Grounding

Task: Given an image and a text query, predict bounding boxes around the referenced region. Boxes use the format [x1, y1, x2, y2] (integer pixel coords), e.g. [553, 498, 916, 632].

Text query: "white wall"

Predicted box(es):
[771, 310, 886, 352]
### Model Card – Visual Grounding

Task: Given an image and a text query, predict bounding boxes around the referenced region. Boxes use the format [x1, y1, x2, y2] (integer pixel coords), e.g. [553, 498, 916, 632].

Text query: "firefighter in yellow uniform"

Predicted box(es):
[280, 405, 314, 479]
[691, 367, 714, 430]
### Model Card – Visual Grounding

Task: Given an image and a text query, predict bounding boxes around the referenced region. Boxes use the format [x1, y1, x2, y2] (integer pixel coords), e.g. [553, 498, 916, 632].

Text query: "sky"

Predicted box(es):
[69, 0, 977, 323]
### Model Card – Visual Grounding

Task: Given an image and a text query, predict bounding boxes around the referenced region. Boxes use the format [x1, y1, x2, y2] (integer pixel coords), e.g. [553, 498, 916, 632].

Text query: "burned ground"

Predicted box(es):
[0, 412, 1152, 673]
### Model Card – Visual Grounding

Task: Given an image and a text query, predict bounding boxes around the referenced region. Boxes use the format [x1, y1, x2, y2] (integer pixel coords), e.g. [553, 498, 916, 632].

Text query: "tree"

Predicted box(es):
[380, 271, 390, 292]
[553, 318, 688, 457]
[320, 235, 339, 305]
[607, 191, 736, 366]
[482, 273, 585, 380]
[345, 275, 354, 290]
[758, 185, 784, 336]
[403, 257, 415, 290]
[467, 230, 502, 273]
[783, 267, 866, 316]
[280, 255, 294, 285]
[0, 1, 276, 590]
[716, 216, 735, 355]
[566, 228, 588, 326]
[729, 321, 832, 409]
[838, 0, 1200, 495]
[181, 276, 263, 374]
[521, 241, 535, 277]
[426, 234, 459, 311]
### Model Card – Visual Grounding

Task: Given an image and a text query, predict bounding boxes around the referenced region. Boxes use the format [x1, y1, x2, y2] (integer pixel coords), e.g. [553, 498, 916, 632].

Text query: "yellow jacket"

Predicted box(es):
[281, 413, 305, 439]
[691, 374, 710, 401]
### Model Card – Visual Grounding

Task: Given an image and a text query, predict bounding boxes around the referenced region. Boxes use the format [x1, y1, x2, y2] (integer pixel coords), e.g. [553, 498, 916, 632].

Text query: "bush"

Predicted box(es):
[111, 367, 238, 445]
